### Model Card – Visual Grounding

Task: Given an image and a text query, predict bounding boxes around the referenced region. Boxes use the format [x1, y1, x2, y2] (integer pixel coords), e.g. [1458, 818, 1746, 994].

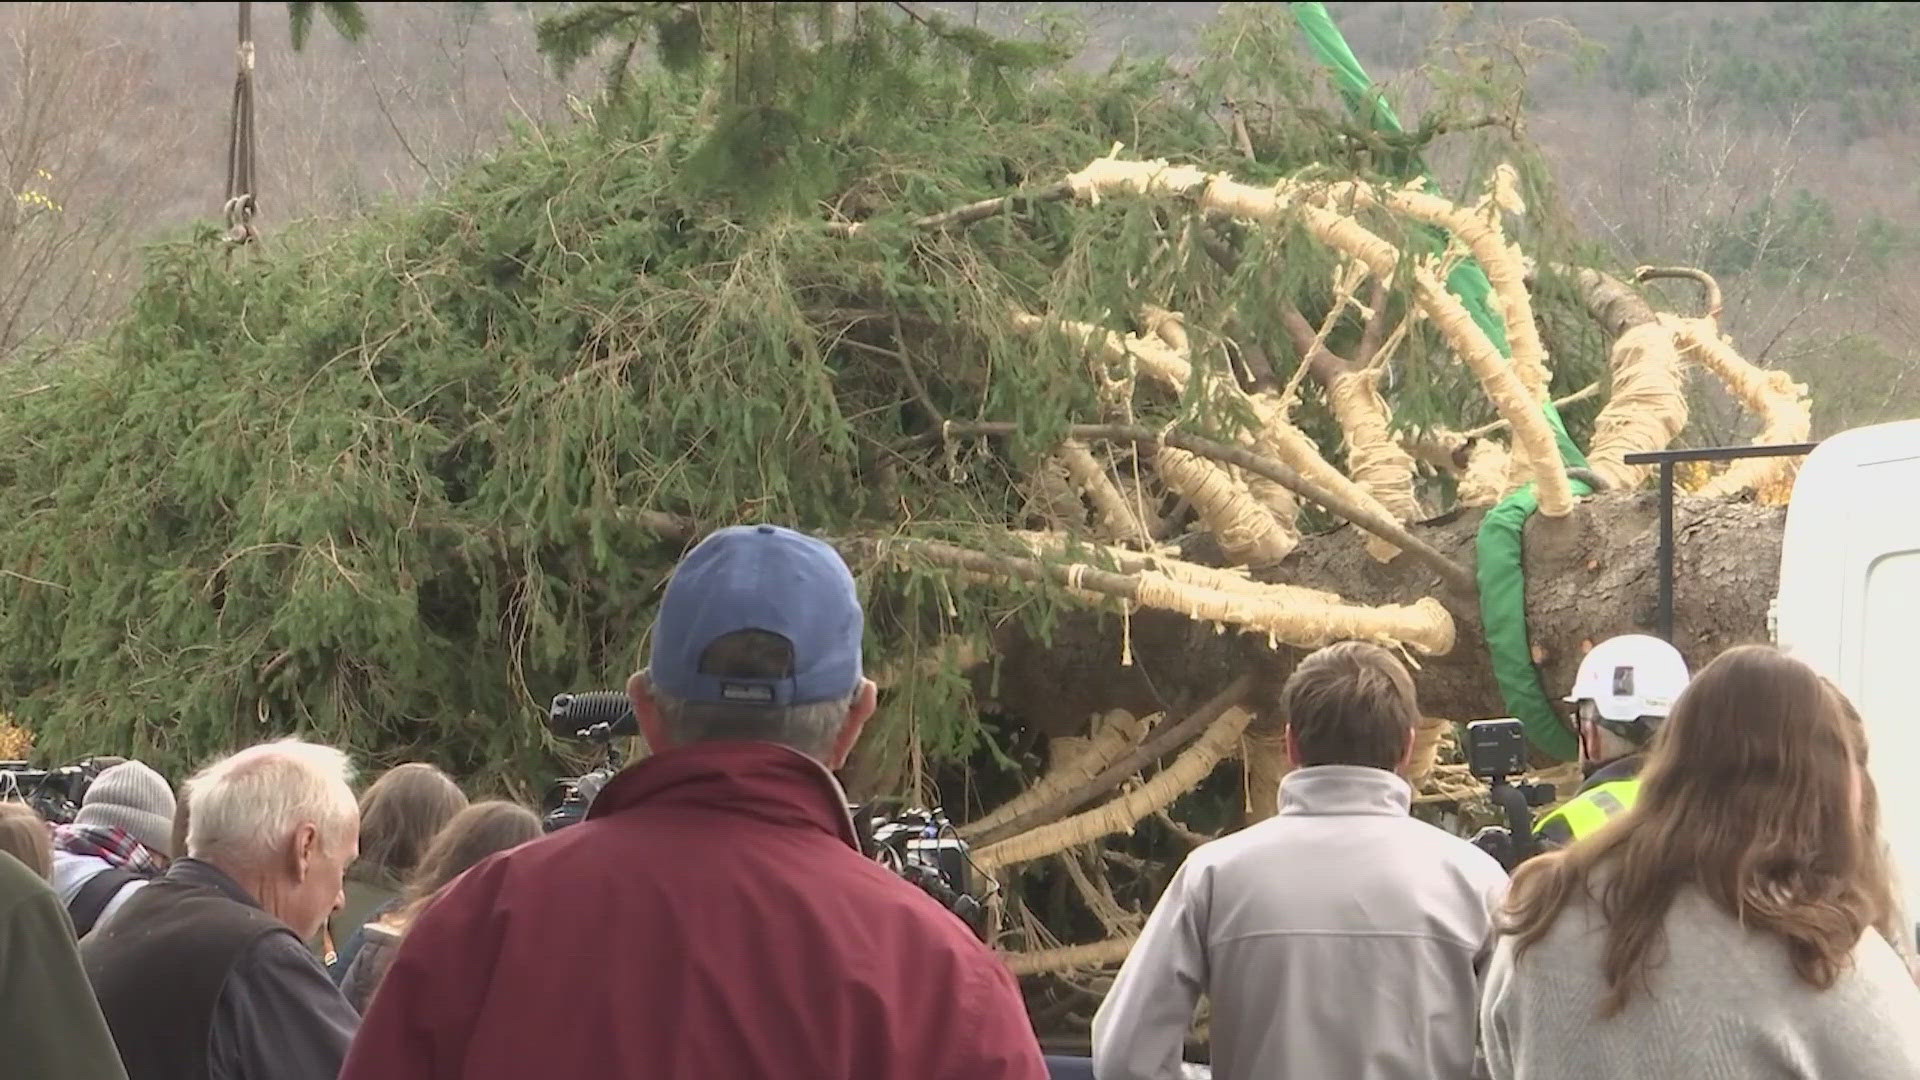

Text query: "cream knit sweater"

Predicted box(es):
[1482, 888, 1920, 1079]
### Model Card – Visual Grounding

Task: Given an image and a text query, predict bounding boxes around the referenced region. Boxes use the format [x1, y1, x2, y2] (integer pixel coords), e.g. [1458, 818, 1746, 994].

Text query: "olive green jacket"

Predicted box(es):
[0, 850, 130, 1079]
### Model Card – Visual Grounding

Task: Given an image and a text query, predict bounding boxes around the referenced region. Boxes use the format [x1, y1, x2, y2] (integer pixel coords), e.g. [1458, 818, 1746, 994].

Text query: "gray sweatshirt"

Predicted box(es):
[1092, 765, 1509, 1080]
[1481, 886, 1920, 1079]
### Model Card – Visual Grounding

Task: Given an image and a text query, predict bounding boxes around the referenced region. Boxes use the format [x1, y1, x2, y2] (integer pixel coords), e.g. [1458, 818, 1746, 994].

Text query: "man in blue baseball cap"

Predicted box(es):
[343, 525, 1048, 1080]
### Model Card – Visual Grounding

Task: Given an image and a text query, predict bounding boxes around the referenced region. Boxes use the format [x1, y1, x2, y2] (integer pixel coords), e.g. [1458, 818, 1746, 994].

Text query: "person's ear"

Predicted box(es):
[290, 822, 320, 884]
[1397, 723, 1417, 774]
[629, 670, 670, 754]
[1283, 724, 1302, 768]
[825, 679, 879, 770]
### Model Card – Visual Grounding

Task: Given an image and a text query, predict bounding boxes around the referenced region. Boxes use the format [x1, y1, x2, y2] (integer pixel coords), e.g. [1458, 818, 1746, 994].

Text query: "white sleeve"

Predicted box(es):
[1477, 934, 1518, 1080]
[1091, 857, 1210, 1080]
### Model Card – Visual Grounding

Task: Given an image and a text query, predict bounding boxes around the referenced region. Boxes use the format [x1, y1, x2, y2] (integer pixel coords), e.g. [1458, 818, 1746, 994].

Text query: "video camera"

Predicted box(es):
[0, 757, 111, 824]
[1463, 718, 1557, 871]
[540, 692, 634, 832]
[540, 691, 991, 937]
[854, 802, 987, 936]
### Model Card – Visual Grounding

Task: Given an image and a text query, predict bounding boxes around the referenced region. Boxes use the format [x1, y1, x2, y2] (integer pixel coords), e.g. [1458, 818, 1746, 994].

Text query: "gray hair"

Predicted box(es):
[187, 738, 357, 866]
[651, 690, 854, 761]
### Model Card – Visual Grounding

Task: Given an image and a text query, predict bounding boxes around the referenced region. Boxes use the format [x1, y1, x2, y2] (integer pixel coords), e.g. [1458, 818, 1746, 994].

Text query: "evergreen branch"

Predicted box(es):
[888, 1, 934, 31]
[287, 1, 314, 51]
[534, 2, 651, 78]
[319, 1, 368, 43]
[0, 568, 67, 592]
[826, 180, 1073, 237]
[286, 1, 367, 51]
[837, 334, 945, 427]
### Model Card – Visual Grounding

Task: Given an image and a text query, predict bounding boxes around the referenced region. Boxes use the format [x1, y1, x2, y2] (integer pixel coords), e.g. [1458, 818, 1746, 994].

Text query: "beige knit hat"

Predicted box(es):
[76, 760, 176, 858]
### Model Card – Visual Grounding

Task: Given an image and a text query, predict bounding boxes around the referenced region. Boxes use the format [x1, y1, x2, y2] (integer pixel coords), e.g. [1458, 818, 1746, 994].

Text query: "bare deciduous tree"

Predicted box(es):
[0, 3, 174, 362]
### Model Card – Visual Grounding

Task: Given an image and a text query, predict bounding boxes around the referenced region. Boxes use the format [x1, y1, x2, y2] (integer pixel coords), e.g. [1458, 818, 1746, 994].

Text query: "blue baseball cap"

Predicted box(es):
[649, 524, 864, 706]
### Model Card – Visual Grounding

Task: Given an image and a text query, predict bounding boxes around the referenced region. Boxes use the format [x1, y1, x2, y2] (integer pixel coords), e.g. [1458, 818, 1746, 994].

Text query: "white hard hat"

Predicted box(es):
[1566, 634, 1691, 727]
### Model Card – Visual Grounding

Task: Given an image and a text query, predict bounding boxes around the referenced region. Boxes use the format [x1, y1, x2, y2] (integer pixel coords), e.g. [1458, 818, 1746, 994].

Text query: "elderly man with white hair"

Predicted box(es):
[83, 738, 363, 1080]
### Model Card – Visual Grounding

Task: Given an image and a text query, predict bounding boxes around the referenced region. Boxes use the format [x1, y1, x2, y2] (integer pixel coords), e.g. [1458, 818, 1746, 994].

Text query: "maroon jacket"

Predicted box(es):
[339, 741, 1047, 1080]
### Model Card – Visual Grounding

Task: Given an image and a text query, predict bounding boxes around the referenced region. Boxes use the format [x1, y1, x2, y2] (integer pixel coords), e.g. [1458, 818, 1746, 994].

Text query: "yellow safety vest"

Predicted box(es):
[1533, 777, 1641, 842]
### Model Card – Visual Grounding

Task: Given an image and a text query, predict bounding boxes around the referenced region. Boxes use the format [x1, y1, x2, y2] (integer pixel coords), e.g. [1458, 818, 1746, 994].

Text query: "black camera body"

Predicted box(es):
[855, 804, 986, 936]
[541, 692, 989, 936]
[1463, 719, 1557, 870]
[0, 758, 109, 824]
[1463, 718, 1528, 781]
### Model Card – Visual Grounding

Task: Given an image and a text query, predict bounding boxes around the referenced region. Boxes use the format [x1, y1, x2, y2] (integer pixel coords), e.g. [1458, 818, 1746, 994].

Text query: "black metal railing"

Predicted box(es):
[1622, 442, 1819, 640]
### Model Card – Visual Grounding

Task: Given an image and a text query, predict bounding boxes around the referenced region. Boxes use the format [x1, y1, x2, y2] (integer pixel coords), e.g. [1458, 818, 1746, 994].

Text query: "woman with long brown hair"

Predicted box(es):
[339, 800, 542, 1012]
[1482, 645, 1920, 1077]
[324, 761, 468, 975]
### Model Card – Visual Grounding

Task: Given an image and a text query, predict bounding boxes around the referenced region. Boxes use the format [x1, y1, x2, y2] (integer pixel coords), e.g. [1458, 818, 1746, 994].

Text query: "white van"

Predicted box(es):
[1776, 419, 1920, 931]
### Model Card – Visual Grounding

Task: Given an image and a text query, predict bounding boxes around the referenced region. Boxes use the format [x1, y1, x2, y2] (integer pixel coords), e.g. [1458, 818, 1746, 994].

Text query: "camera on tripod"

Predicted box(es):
[1463, 719, 1556, 870]
[0, 757, 110, 824]
[540, 692, 634, 832]
[856, 803, 987, 936]
[539, 691, 991, 936]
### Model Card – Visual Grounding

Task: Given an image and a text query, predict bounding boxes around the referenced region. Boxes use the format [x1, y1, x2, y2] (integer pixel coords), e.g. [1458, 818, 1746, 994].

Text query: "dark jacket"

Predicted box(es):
[338, 919, 403, 1013]
[82, 858, 360, 1080]
[340, 740, 1048, 1080]
[320, 869, 399, 977]
[328, 895, 399, 985]
[0, 849, 130, 1080]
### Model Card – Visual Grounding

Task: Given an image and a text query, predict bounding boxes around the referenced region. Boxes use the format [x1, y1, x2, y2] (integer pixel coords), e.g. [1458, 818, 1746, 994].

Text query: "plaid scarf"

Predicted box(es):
[53, 823, 165, 876]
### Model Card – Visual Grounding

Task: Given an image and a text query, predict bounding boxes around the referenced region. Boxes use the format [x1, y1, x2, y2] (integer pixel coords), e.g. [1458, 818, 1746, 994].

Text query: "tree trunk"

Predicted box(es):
[986, 492, 1783, 740]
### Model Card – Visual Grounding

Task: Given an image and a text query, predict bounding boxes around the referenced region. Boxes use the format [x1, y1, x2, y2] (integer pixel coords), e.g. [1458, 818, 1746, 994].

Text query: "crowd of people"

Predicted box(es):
[2, 521, 1918, 1079]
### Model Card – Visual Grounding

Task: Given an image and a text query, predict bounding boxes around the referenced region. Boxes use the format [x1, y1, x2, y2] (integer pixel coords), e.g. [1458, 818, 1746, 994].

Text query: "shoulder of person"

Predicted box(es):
[1844, 928, 1920, 1002]
[1168, 816, 1286, 873]
[0, 851, 61, 920]
[242, 926, 335, 979]
[1380, 811, 1510, 879]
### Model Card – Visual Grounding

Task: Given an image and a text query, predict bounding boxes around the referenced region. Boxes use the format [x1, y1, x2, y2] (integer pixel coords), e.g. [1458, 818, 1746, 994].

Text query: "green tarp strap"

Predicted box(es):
[1289, 2, 1582, 759]
[1475, 477, 1587, 761]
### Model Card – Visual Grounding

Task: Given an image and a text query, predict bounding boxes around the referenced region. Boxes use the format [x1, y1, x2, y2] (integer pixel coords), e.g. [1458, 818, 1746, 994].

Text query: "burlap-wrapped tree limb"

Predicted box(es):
[1062, 156, 1579, 519]
[1055, 440, 1148, 542]
[1670, 315, 1813, 498]
[974, 703, 1257, 872]
[962, 709, 1150, 839]
[1323, 369, 1420, 529]
[1300, 171, 1553, 401]
[1584, 321, 1690, 491]
[1011, 312, 1305, 565]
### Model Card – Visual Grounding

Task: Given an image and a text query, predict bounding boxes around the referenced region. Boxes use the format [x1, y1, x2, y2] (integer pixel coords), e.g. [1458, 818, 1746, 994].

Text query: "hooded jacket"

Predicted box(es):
[0, 848, 130, 1080]
[340, 740, 1047, 1080]
[1092, 765, 1508, 1080]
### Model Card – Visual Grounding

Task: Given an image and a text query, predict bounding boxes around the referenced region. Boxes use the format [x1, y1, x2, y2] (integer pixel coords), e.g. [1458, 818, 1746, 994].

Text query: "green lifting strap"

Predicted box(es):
[1289, 2, 1586, 760]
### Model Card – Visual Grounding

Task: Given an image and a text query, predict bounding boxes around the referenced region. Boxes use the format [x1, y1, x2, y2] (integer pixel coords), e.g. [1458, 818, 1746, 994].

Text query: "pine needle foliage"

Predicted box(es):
[0, 10, 1599, 788]
[286, 1, 369, 51]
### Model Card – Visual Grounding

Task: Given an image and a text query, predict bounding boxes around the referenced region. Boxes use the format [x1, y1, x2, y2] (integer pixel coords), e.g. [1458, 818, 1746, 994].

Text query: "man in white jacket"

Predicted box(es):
[1092, 641, 1508, 1080]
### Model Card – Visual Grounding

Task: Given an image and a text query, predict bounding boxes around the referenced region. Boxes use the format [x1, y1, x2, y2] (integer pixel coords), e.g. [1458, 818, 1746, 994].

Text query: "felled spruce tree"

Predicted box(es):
[0, 3, 1805, 977]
